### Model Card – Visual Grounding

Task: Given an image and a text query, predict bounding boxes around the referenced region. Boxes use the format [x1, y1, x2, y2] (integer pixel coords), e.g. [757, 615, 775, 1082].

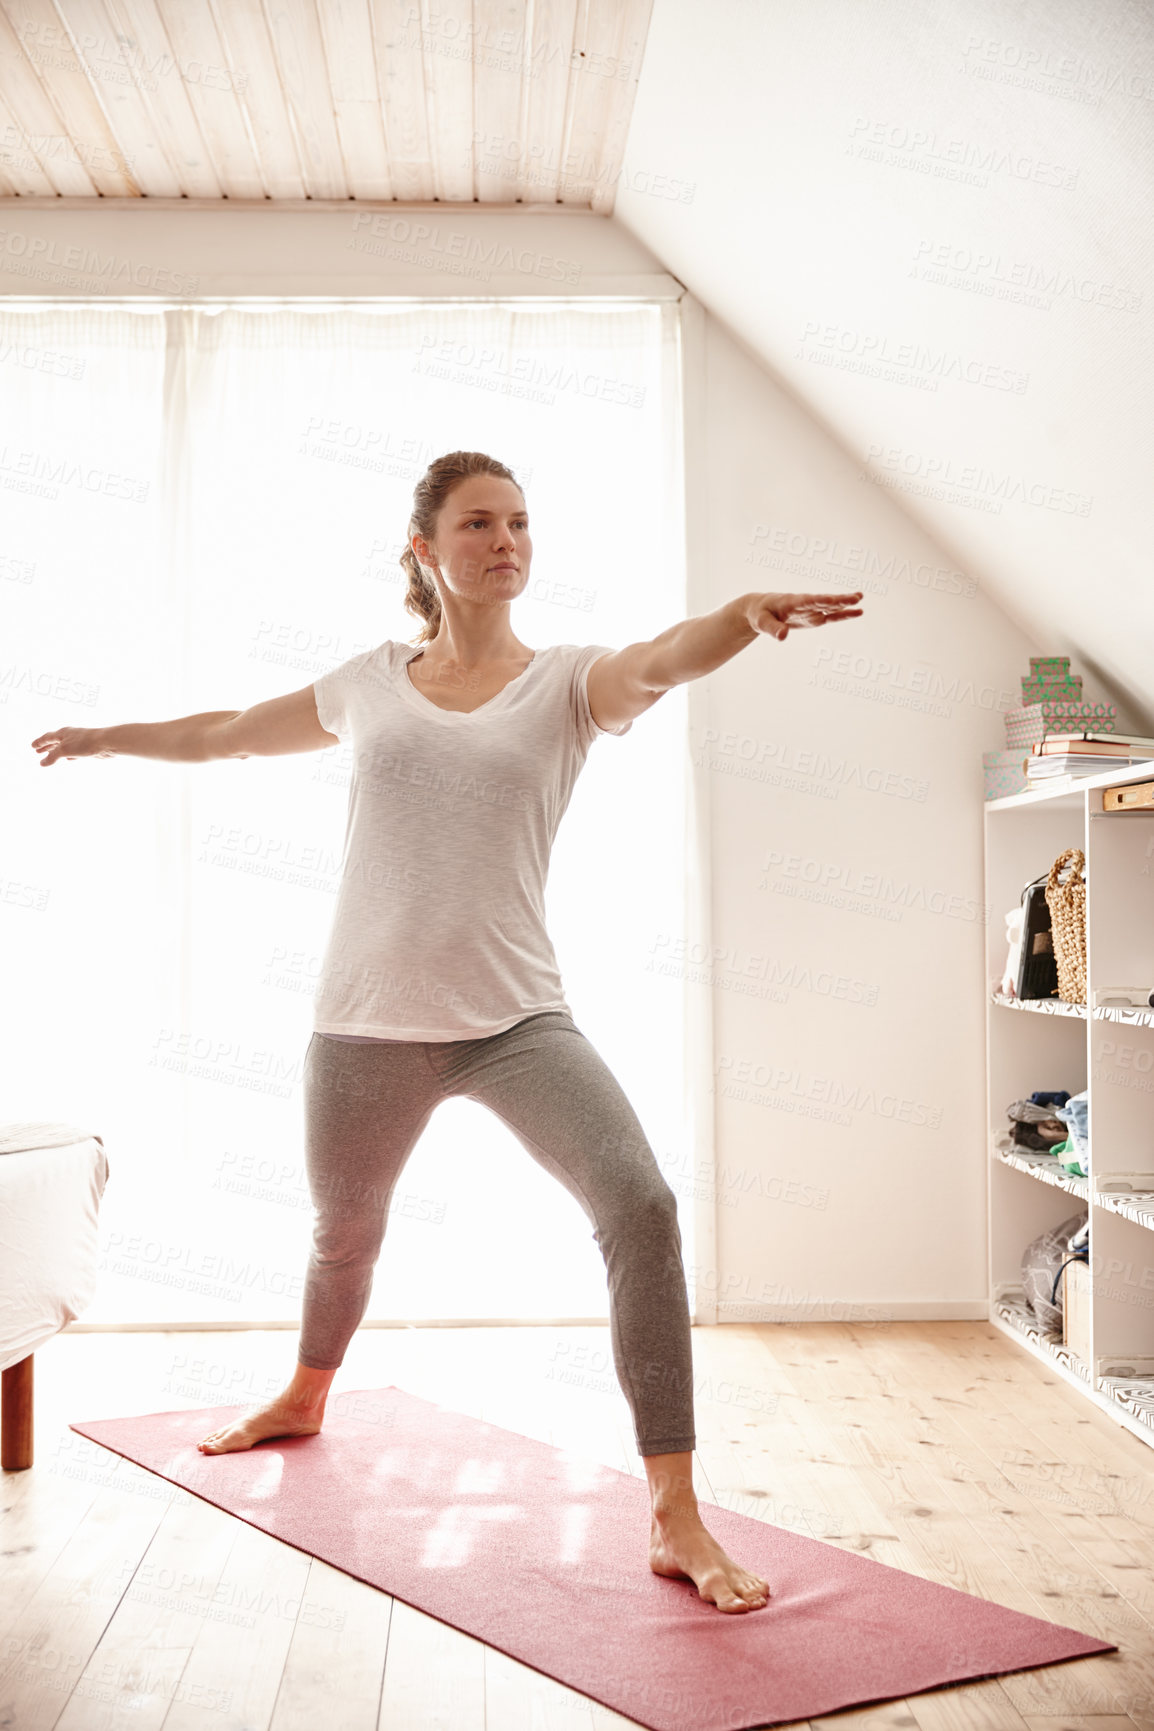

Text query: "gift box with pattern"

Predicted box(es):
[1021, 656, 1083, 704]
[984, 749, 1032, 800]
[1003, 701, 1117, 749]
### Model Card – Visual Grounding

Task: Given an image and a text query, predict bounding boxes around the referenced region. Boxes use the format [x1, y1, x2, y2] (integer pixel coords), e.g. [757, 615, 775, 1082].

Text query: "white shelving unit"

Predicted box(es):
[985, 758, 1154, 1451]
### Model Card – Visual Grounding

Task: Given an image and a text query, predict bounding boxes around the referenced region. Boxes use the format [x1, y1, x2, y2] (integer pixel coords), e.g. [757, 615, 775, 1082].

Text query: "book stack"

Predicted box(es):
[984, 657, 1129, 799]
[1026, 732, 1154, 782]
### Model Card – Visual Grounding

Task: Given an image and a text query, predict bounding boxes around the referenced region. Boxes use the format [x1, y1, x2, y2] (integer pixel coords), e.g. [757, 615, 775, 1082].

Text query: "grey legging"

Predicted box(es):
[298, 1009, 696, 1456]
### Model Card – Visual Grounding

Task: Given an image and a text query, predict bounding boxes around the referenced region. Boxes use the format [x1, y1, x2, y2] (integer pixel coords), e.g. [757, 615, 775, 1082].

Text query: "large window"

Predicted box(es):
[4, 299, 691, 1326]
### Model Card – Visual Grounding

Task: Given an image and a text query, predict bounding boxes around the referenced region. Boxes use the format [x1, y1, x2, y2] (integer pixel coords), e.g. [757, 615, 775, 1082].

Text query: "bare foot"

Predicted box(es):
[197, 1393, 325, 1454]
[649, 1503, 771, 1612]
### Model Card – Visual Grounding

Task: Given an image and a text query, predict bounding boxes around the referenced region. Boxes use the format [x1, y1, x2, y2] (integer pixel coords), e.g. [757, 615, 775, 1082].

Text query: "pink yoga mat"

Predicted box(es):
[71, 1386, 1115, 1731]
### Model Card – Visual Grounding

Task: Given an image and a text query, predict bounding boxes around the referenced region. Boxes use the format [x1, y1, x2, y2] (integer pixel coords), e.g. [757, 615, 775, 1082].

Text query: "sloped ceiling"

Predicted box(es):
[613, 0, 1154, 728]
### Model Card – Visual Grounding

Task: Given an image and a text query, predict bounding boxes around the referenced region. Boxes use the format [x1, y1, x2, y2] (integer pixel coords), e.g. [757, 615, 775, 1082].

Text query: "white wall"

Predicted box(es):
[0, 202, 676, 299]
[615, 0, 1154, 731]
[684, 300, 1041, 1319]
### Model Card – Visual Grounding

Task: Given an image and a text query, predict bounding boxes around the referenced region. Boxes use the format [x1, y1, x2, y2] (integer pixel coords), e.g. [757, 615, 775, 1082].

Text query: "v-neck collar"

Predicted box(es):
[398, 643, 544, 720]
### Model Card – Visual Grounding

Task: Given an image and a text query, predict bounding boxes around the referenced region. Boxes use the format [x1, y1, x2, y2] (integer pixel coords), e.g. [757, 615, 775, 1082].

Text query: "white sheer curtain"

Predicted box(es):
[3, 299, 690, 1326]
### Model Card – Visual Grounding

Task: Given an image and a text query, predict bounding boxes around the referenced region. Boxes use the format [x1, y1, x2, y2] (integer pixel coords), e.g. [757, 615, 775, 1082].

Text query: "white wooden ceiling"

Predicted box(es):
[0, 0, 653, 205]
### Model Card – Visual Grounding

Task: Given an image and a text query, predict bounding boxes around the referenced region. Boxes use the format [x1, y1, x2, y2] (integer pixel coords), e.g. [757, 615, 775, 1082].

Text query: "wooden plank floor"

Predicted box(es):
[2, 1320, 1153, 1731]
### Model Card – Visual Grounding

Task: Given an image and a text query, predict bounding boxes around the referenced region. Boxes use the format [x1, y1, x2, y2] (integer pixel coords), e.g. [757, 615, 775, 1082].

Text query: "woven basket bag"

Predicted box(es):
[1045, 847, 1087, 1004]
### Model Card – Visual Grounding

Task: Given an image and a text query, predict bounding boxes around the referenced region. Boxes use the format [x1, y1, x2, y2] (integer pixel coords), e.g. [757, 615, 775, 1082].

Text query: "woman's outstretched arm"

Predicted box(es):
[30, 683, 336, 767]
[586, 589, 864, 733]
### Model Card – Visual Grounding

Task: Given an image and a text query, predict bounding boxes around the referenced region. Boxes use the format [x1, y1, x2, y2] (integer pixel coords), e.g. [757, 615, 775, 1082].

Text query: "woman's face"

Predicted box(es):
[413, 476, 532, 608]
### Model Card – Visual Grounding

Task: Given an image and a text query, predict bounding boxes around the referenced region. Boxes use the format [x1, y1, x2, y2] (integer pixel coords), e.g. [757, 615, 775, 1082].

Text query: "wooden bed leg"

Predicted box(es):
[2, 1354, 33, 1471]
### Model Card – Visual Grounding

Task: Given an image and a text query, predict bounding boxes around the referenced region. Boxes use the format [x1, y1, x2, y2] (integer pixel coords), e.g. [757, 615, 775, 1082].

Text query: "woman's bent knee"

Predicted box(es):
[309, 1210, 387, 1267]
[600, 1176, 682, 1251]
[643, 1174, 681, 1224]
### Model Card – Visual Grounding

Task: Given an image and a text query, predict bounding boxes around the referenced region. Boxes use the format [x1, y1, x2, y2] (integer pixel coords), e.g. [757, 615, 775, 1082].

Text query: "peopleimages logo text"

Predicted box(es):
[349, 213, 581, 285]
[865, 444, 1092, 515]
[0, 230, 198, 295]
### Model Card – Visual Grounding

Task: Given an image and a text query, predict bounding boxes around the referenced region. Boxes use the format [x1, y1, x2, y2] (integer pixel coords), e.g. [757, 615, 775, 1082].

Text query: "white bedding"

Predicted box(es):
[0, 1122, 109, 1374]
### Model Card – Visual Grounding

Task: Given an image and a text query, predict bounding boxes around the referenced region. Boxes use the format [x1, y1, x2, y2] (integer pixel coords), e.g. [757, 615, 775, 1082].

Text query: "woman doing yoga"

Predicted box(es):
[31, 449, 863, 1613]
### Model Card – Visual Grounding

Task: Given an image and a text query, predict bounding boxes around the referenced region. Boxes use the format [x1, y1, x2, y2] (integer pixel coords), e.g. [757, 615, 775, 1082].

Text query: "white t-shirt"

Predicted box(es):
[310, 639, 632, 1041]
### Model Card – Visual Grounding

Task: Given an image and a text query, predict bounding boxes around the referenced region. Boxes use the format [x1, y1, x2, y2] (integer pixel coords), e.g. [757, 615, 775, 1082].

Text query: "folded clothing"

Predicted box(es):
[1006, 1098, 1070, 1151]
[1055, 1090, 1088, 1155]
[1053, 1090, 1088, 1176]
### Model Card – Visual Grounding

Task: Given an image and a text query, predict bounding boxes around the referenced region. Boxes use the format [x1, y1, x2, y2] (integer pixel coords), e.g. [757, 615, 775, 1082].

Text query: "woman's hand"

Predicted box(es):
[743, 591, 864, 642]
[30, 727, 109, 767]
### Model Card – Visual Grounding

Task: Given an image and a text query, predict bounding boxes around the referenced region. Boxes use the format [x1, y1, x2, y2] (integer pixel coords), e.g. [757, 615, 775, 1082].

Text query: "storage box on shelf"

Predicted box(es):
[983, 749, 1031, 802]
[984, 656, 1118, 800]
[985, 759, 1154, 1449]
